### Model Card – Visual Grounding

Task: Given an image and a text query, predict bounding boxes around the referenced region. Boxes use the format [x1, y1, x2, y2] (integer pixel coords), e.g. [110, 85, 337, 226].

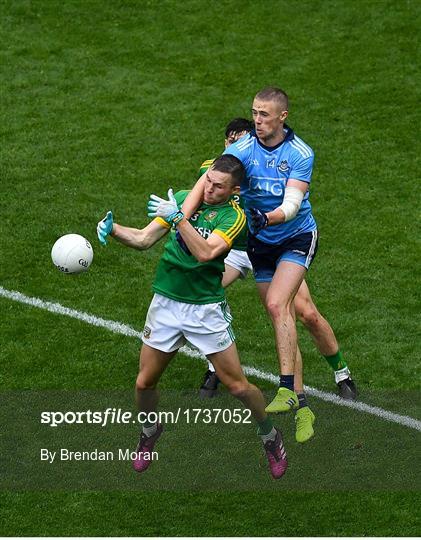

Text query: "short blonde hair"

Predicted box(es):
[255, 86, 288, 111]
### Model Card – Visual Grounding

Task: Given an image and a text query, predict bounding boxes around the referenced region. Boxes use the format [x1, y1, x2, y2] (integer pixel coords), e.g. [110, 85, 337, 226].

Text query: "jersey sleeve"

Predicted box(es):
[213, 202, 247, 249]
[153, 217, 171, 229]
[289, 152, 314, 183]
[198, 159, 214, 178]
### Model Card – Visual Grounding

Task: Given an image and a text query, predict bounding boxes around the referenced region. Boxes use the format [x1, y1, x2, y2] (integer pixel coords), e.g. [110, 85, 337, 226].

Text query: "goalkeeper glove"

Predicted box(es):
[97, 210, 113, 246]
[249, 207, 269, 234]
[147, 188, 184, 225]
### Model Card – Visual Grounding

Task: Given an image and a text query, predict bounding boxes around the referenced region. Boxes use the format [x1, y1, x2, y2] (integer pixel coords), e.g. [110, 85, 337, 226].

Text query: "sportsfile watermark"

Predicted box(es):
[40, 407, 252, 427]
[2, 389, 419, 491]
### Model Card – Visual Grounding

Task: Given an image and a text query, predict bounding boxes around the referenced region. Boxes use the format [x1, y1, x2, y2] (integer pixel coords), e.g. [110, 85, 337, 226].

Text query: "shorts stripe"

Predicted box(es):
[227, 324, 235, 342]
[220, 301, 235, 341]
[305, 230, 318, 268]
[220, 300, 233, 324]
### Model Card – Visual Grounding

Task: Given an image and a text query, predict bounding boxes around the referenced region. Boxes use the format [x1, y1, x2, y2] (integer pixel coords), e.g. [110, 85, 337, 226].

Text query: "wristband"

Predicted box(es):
[167, 210, 185, 225]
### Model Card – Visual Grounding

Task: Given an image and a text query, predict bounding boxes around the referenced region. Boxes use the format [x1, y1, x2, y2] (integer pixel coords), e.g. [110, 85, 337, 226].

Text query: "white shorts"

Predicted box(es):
[141, 294, 235, 355]
[224, 249, 253, 279]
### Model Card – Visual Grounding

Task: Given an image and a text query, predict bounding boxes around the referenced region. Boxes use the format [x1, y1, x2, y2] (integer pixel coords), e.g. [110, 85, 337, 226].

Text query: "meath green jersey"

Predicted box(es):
[153, 190, 246, 305]
[199, 158, 248, 251]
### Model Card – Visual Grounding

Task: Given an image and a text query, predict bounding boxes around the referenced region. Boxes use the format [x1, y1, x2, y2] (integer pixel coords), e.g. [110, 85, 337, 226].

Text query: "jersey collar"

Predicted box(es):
[253, 124, 294, 151]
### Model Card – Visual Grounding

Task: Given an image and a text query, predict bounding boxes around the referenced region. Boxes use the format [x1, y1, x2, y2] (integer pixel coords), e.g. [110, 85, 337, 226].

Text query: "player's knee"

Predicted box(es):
[298, 305, 320, 330]
[135, 373, 157, 392]
[266, 299, 290, 321]
[226, 380, 250, 399]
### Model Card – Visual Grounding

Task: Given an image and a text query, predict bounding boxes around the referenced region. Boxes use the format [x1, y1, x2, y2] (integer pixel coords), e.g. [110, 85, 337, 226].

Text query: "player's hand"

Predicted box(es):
[97, 211, 113, 246]
[249, 207, 269, 234]
[148, 188, 184, 225]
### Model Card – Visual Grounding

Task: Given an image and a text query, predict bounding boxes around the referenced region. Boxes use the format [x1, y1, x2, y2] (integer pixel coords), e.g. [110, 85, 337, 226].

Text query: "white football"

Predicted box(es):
[51, 234, 93, 274]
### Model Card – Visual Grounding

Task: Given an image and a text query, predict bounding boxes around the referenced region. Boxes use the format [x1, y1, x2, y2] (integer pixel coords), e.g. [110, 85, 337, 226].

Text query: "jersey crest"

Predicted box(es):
[277, 160, 289, 172]
[205, 210, 218, 221]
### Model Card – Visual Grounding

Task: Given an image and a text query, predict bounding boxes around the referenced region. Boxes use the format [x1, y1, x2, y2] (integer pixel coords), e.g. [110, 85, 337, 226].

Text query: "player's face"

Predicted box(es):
[251, 98, 288, 145]
[224, 130, 248, 148]
[204, 168, 237, 205]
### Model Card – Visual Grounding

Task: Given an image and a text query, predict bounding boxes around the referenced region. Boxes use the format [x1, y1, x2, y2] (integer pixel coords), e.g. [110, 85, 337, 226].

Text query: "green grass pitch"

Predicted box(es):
[1, 0, 420, 536]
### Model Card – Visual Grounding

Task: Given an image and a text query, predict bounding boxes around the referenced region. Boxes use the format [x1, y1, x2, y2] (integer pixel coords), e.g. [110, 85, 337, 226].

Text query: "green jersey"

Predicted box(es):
[153, 190, 246, 304]
[199, 158, 248, 251]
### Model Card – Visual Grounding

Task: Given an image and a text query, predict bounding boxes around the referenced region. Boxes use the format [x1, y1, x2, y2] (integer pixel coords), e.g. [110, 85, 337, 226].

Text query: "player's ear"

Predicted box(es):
[280, 110, 288, 122]
[232, 185, 240, 195]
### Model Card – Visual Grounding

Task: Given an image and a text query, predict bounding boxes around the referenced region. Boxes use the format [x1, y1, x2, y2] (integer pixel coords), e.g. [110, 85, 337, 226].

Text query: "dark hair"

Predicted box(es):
[255, 86, 288, 111]
[211, 154, 245, 186]
[224, 117, 254, 138]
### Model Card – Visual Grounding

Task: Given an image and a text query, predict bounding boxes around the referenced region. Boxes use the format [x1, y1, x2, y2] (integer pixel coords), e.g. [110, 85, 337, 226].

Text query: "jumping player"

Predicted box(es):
[181, 88, 356, 441]
[200, 118, 357, 406]
[96, 154, 288, 479]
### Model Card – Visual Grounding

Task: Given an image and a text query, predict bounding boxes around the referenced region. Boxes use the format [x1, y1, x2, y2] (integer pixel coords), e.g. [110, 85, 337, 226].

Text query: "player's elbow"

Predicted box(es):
[196, 251, 213, 263]
[196, 245, 227, 263]
[135, 231, 153, 250]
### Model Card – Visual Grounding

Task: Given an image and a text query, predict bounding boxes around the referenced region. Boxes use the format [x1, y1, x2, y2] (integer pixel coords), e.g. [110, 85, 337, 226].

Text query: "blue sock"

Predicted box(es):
[279, 375, 294, 391]
[297, 393, 307, 409]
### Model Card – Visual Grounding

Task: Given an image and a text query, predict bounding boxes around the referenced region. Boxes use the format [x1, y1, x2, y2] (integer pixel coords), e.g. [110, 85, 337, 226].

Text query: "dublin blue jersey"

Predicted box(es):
[224, 126, 317, 244]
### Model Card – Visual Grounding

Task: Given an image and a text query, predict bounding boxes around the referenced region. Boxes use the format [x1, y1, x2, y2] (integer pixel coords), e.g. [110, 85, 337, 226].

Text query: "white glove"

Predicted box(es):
[147, 189, 184, 224]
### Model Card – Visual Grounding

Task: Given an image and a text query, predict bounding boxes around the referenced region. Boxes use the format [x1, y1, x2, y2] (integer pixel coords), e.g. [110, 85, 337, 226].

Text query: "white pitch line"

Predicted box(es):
[242, 365, 421, 432]
[1, 285, 421, 433]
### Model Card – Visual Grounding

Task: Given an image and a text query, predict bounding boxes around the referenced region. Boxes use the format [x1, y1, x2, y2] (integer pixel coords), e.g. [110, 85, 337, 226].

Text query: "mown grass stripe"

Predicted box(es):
[1, 284, 420, 433]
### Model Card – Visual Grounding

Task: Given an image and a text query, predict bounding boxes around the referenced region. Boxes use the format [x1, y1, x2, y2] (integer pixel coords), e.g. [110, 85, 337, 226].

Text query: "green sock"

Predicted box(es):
[257, 416, 274, 436]
[142, 416, 156, 429]
[324, 350, 347, 371]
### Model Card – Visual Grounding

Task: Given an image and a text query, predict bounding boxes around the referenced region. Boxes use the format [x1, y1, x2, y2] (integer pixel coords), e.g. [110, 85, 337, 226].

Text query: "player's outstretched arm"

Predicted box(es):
[112, 220, 169, 250]
[97, 211, 169, 250]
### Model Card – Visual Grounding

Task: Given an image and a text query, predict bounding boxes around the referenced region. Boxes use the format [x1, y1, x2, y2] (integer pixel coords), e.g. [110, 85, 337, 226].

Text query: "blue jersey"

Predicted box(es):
[224, 126, 317, 244]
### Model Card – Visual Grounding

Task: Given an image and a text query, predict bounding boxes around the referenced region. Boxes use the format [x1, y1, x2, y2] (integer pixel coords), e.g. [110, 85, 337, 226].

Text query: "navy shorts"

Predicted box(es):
[247, 230, 318, 282]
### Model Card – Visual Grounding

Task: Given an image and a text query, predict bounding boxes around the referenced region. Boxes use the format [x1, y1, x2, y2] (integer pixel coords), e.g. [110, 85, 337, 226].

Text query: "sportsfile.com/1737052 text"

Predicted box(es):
[40, 408, 253, 427]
